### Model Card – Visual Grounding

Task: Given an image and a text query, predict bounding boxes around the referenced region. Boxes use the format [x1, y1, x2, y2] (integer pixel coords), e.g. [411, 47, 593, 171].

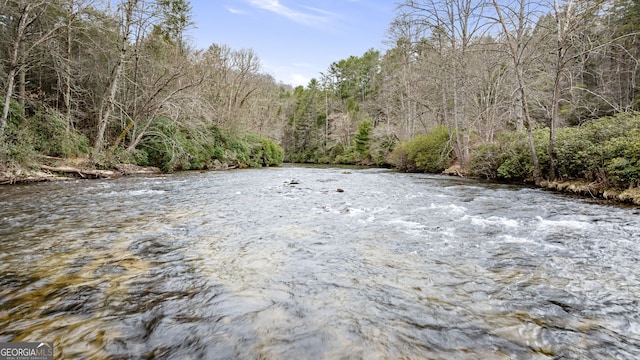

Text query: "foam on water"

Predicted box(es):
[498, 234, 534, 244]
[468, 215, 520, 228]
[535, 216, 595, 231]
[1, 166, 639, 359]
[429, 202, 468, 215]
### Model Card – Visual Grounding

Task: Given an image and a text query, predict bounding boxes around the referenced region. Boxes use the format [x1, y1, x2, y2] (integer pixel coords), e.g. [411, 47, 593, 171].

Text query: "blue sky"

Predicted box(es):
[187, 1, 397, 86]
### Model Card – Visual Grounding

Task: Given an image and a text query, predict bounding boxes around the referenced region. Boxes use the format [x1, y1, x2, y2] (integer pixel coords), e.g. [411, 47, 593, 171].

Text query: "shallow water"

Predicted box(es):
[1, 166, 639, 359]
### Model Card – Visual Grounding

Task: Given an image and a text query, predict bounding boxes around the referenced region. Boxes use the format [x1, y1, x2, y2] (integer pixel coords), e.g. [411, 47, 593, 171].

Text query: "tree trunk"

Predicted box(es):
[549, 69, 561, 181]
[549, 0, 567, 181]
[0, 69, 18, 136]
[491, 0, 541, 182]
[520, 71, 541, 182]
[18, 66, 26, 109]
[452, 51, 465, 164]
[93, 0, 136, 154]
[64, 1, 74, 131]
[0, 3, 32, 138]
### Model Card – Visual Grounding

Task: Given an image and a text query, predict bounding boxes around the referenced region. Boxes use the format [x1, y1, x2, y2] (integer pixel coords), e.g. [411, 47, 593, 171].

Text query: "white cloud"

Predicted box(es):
[261, 60, 320, 87]
[247, 0, 335, 26]
[226, 7, 247, 15]
[289, 73, 312, 87]
[299, 5, 338, 17]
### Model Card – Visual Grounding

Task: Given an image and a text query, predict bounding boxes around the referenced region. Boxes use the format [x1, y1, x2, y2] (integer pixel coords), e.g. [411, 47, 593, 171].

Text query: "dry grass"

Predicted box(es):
[541, 180, 640, 205]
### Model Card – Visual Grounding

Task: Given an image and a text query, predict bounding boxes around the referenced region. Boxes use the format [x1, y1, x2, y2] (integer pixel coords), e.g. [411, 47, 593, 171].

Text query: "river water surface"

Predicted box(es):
[1, 166, 639, 359]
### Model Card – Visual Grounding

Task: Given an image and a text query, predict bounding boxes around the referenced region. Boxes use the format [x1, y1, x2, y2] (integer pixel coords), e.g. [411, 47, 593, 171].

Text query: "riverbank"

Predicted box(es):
[0, 157, 162, 185]
[538, 179, 640, 205]
[443, 165, 640, 206]
[2, 158, 638, 207]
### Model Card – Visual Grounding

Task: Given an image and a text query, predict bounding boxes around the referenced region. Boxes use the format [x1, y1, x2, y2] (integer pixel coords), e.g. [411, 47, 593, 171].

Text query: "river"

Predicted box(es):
[1, 165, 639, 359]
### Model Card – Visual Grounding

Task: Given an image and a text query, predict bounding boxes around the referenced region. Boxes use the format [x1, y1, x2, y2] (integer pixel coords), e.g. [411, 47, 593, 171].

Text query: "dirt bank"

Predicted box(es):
[0, 157, 161, 185]
[538, 179, 640, 206]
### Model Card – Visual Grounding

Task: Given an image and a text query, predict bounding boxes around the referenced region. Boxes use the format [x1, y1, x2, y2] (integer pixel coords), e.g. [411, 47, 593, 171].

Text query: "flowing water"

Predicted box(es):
[1, 166, 639, 359]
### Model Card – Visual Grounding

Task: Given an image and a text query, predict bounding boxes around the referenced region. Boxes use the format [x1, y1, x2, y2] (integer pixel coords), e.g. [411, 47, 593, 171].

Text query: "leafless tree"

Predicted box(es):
[1, 0, 60, 138]
[396, 0, 487, 165]
[93, 0, 138, 153]
[490, 0, 543, 181]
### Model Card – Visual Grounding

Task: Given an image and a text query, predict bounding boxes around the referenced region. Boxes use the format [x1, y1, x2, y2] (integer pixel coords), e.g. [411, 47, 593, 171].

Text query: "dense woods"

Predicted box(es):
[1, 0, 639, 199]
[0, 0, 286, 174]
[282, 0, 640, 195]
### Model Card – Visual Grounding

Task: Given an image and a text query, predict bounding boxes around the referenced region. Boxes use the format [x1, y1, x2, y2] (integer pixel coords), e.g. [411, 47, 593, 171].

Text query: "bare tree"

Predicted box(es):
[93, 0, 137, 153]
[51, 0, 98, 132]
[490, 0, 542, 181]
[1, 0, 60, 138]
[397, 0, 487, 165]
[546, 0, 605, 180]
[384, 19, 429, 140]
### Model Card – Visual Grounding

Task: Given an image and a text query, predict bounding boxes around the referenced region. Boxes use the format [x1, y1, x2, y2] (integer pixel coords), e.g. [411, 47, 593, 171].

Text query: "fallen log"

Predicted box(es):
[41, 165, 120, 179]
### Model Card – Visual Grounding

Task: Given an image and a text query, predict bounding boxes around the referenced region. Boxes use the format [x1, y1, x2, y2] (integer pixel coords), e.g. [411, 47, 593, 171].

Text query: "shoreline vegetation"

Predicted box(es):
[3, 155, 640, 206]
[1, 91, 639, 205]
[2, 110, 639, 206]
[2, 1, 639, 206]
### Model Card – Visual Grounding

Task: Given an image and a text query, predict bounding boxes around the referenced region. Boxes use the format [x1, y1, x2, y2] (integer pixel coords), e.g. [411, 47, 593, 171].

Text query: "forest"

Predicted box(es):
[1, 0, 639, 202]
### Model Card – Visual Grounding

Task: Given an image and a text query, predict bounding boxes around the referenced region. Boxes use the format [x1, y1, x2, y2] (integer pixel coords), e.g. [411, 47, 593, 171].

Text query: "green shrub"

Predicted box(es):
[0, 99, 89, 166]
[118, 147, 150, 166]
[326, 119, 377, 165]
[237, 134, 284, 167]
[553, 113, 640, 187]
[0, 97, 33, 164]
[469, 142, 501, 179]
[259, 137, 285, 166]
[606, 157, 640, 188]
[469, 129, 549, 181]
[139, 118, 284, 171]
[555, 127, 599, 179]
[585, 112, 640, 141]
[471, 113, 639, 186]
[491, 132, 533, 180]
[389, 125, 452, 172]
[29, 113, 90, 158]
[0, 96, 25, 125]
[601, 129, 640, 188]
[325, 144, 346, 164]
[141, 117, 178, 171]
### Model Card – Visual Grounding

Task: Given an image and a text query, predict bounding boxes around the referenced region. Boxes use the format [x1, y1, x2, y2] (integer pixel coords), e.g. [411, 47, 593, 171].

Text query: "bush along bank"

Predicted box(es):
[0, 99, 284, 184]
[134, 117, 284, 172]
[471, 113, 640, 204]
[388, 113, 640, 205]
[387, 125, 453, 173]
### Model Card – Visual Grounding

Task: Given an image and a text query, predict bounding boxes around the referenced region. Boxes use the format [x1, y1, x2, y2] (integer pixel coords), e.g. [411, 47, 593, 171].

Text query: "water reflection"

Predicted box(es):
[1, 167, 639, 359]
